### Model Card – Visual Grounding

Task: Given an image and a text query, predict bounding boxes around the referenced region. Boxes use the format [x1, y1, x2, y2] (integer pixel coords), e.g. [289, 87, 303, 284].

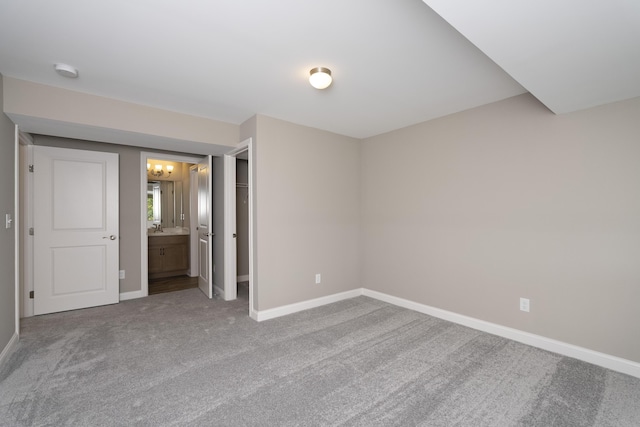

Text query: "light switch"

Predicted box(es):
[5, 214, 12, 229]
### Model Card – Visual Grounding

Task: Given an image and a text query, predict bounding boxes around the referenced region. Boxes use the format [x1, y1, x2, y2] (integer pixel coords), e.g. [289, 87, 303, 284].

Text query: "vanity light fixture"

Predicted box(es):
[309, 67, 332, 89]
[148, 164, 173, 177]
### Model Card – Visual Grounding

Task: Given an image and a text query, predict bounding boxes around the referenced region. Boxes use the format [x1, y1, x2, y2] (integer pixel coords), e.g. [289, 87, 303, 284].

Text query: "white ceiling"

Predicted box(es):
[423, 0, 640, 114]
[0, 0, 637, 141]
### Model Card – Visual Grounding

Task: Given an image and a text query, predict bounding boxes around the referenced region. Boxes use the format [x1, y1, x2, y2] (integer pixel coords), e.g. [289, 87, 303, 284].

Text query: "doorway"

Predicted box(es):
[223, 138, 256, 319]
[235, 157, 250, 301]
[140, 152, 207, 297]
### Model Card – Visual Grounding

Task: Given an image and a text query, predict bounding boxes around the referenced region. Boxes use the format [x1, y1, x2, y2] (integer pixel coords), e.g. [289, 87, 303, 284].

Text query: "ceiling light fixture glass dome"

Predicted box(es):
[309, 67, 332, 89]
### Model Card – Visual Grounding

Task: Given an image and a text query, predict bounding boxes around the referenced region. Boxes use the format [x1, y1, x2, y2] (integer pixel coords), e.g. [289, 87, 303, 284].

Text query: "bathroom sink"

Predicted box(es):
[147, 227, 189, 236]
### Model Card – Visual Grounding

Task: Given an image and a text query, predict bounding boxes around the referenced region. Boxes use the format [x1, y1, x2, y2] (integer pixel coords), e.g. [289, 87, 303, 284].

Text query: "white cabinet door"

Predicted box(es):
[33, 146, 119, 315]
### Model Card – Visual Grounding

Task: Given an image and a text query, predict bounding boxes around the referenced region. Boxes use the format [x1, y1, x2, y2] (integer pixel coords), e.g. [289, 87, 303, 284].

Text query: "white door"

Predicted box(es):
[33, 146, 119, 315]
[197, 156, 213, 298]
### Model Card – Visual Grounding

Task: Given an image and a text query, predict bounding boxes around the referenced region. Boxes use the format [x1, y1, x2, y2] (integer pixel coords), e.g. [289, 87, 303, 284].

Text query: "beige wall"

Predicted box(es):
[361, 93, 640, 363]
[3, 77, 238, 150]
[254, 115, 361, 310]
[0, 74, 16, 354]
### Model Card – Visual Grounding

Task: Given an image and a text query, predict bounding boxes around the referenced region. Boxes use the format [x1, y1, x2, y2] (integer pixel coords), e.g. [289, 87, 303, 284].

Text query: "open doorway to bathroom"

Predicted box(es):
[144, 155, 200, 295]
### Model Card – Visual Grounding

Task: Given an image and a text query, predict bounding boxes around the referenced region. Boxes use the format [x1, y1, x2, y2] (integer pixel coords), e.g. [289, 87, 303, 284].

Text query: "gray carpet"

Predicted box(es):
[1, 288, 639, 426]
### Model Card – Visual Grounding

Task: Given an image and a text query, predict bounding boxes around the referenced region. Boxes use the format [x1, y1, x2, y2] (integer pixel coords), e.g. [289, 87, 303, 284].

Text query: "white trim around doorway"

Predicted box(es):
[223, 138, 256, 319]
[18, 130, 34, 319]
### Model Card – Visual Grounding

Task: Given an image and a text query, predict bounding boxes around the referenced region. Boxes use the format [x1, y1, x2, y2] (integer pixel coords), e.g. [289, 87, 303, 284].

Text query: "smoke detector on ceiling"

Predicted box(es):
[54, 63, 79, 78]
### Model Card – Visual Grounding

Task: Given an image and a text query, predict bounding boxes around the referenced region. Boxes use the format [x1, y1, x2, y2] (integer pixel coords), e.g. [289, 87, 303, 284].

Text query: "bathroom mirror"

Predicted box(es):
[147, 180, 184, 228]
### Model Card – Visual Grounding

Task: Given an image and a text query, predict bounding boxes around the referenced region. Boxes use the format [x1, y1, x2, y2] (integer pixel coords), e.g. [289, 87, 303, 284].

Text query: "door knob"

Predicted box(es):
[103, 235, 117, 240]
[233, 233, 237, 238]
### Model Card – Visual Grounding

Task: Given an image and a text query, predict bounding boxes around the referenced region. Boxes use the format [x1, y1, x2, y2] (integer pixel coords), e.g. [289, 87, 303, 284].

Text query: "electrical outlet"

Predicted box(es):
[315, 273, 321, 284]
[520, 297, 530, 312]
[119, 270, 125, 280]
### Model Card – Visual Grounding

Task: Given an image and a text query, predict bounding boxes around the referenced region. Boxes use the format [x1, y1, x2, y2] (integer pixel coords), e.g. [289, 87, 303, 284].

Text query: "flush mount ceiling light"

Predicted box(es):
[309, 67, 332, 89]
[54, 63, 79, 78]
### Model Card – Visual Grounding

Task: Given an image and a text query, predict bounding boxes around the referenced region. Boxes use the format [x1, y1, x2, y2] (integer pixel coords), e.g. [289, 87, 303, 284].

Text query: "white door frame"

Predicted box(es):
[139, 152, 204, 298]
[13, 126, 21, 334]
[1, 125, 21, 363]
[18, 130, 34, 318]
[223, 138, 256, 319]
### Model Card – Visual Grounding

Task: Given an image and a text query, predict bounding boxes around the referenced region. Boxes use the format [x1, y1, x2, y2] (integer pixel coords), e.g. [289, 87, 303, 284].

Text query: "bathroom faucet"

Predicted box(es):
[153, 224, 163, 232]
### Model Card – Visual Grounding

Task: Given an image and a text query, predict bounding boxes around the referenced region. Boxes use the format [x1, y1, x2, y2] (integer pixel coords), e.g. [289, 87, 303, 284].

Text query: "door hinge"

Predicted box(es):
[28, 165, 34, 173]
[29, 291, 34, 299]
[29, 227, 34, 236]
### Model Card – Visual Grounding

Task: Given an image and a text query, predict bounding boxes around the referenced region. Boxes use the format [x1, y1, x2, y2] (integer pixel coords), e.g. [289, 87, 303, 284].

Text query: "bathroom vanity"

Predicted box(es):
[148, 230, 189, 279]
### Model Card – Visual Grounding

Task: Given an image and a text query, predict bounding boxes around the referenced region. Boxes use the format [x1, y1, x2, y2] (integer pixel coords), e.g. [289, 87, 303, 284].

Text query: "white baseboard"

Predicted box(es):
[0, 332, 19, 366]
[214, 285, 225, 300]
[237, 275, 249, 282]
[362, 289, 640, 379]
[250, 287, 640, 378]
[254, 289, 364, 322]
[119, 290, 146, 301]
